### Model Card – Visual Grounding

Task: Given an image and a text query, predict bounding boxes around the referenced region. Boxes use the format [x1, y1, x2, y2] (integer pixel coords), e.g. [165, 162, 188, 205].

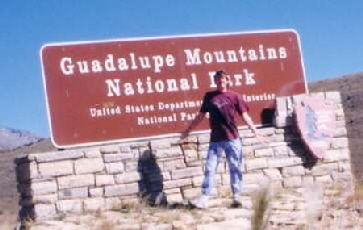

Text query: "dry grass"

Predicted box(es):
[249, 182, 363, 230]
[16, 182, 363, 229]
[304, 183, 324, 229]
[347, 183, 363, 213]
[251, 184, 273, 230]
[22, 216, 35, 230]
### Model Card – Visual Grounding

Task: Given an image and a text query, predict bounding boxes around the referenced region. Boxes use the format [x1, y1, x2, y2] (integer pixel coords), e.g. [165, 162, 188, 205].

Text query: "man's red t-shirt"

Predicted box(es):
[200, 90, 249, 142]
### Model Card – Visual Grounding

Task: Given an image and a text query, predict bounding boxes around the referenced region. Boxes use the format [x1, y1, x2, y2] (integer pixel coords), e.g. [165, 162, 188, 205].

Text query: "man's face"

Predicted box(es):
[215, 75, 229, 90]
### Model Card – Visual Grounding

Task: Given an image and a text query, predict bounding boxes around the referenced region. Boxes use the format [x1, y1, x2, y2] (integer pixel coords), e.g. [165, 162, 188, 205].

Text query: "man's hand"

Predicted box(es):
[179, 112, 205, 142]
[242, 112, 268, 145]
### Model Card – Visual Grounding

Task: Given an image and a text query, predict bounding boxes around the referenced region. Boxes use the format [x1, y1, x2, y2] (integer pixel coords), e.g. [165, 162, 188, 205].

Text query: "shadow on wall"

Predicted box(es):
[261, 108, 275, 126]
[138, 150, 167, 206]
[264, 106, 319, 169]
[282, 123, 319, 170]
[15, 157, 35, 223]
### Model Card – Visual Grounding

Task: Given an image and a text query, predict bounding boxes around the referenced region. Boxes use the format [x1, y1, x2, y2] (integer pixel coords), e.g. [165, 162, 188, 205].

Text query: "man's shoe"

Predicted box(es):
[189, 196, 209, 209]
[230, 199, 242, 208]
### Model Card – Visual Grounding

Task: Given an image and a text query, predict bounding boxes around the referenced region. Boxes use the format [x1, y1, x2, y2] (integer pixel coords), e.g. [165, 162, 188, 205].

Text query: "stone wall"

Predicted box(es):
[309, 72, 363, 181]
[15, 92, 353, 224]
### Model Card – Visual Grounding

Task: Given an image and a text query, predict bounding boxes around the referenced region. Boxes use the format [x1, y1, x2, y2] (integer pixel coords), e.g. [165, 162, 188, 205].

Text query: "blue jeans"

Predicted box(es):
[201, 138, 243, 197]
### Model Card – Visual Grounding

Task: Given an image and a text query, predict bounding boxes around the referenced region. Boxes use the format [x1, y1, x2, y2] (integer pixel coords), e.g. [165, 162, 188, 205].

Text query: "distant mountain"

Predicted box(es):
[0, 127, 43, 152]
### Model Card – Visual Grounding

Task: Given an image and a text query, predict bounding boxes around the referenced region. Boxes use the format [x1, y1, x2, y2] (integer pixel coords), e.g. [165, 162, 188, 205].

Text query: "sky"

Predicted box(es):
[1, 0, 363, 138]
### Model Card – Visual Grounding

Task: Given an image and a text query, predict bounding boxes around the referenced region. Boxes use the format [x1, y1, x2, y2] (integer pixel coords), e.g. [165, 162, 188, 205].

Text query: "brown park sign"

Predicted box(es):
[40, 29, 307, 148]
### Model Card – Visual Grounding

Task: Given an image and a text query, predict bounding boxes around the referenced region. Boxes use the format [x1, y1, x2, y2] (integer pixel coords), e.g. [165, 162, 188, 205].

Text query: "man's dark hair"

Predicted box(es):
[214, 70, 227, 80]
[213, 70, 232, 88]
[215, 70, 227, 77]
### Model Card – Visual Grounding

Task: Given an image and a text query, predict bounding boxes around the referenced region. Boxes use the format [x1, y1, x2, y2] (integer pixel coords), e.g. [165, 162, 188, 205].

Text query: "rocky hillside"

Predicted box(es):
[0, 127, 43, 152]
[309, 71, 363, 182]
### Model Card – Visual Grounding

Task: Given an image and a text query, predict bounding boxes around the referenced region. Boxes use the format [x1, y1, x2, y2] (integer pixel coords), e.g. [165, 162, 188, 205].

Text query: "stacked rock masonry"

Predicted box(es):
[15, 92, 353, 228]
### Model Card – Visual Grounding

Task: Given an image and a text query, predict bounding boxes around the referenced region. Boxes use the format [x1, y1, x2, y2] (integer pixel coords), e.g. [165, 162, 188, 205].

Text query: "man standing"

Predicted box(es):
[180, 70, 264, 208]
